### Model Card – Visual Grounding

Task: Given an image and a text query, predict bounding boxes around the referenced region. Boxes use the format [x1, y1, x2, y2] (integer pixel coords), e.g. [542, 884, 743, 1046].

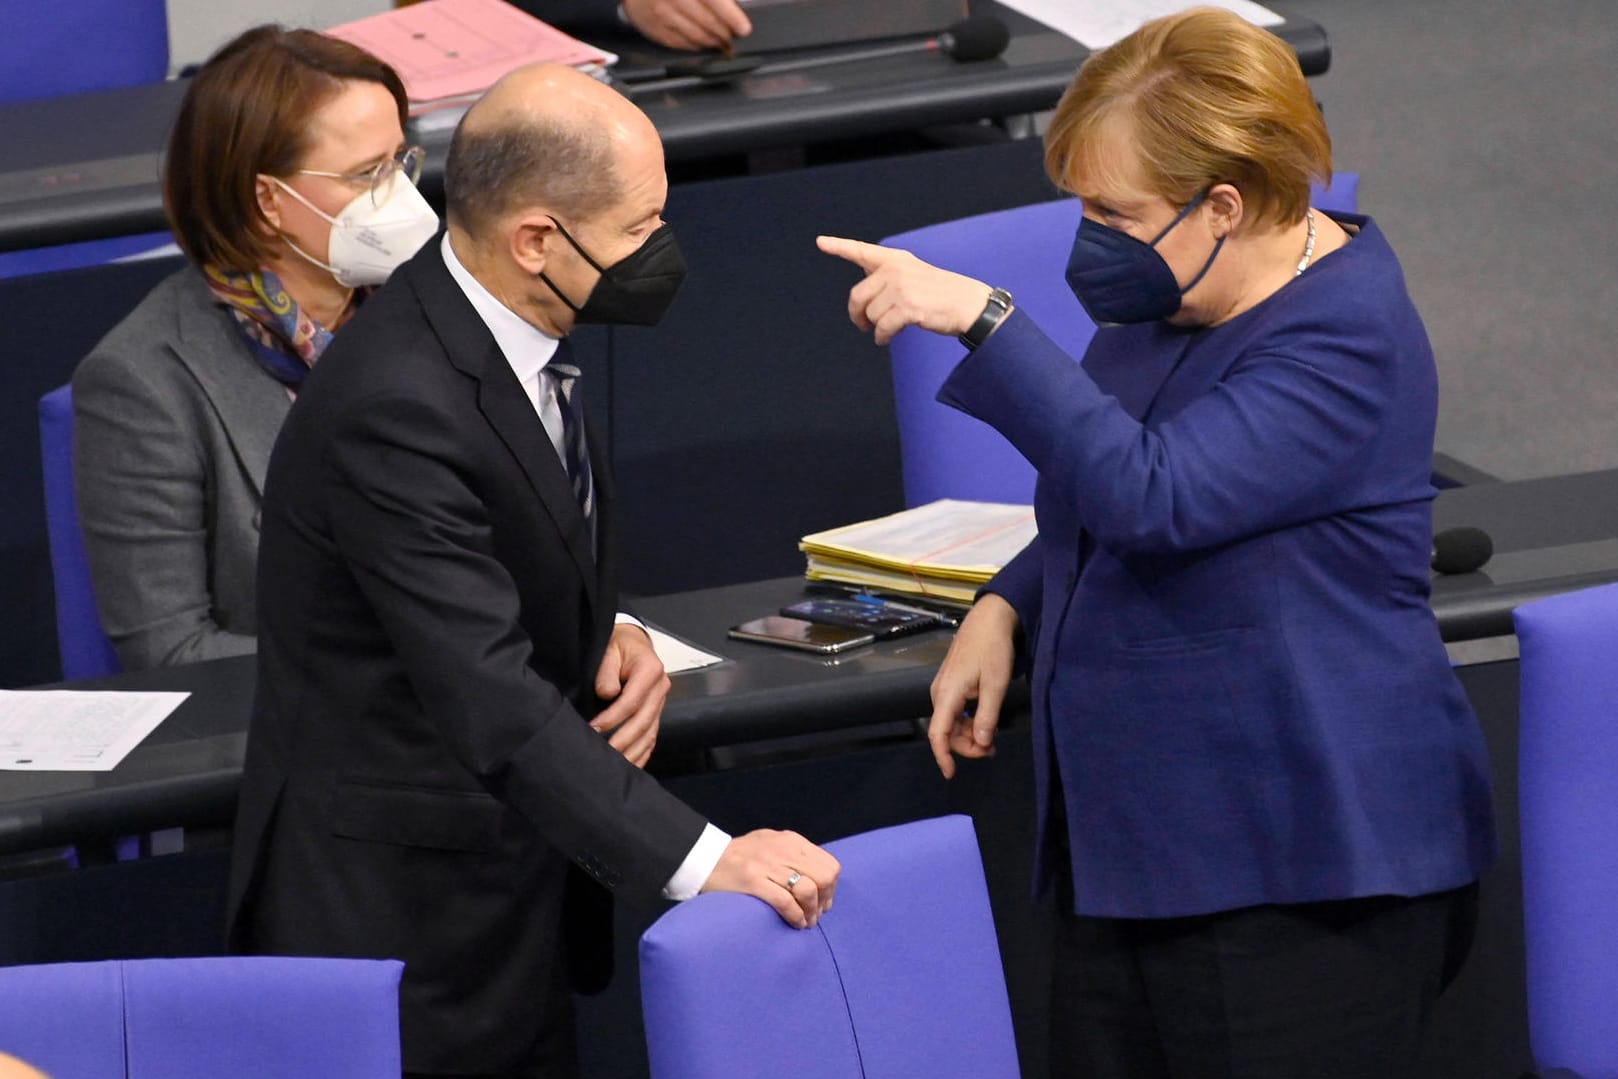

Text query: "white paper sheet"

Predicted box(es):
[997, 0, 1283, 49]
[0, 690, 189, 771]
[646, 626, 725, 675]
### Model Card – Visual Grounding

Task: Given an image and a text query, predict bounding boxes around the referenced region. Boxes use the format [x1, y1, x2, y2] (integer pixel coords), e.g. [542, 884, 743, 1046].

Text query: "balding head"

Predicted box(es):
[445, 64, 658, 238]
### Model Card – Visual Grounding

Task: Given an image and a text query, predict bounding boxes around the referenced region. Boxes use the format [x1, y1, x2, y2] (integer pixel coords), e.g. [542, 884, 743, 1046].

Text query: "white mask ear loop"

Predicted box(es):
[268, 176, 347, 277]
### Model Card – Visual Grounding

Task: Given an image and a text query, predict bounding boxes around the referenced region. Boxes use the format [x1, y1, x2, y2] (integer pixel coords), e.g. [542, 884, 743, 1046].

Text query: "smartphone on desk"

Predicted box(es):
[727, 615, 875, 654]
[780, 598, 940, 639]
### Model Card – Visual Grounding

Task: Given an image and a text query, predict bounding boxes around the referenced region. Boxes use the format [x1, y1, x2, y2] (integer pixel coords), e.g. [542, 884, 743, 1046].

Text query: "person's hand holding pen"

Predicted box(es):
[623, 0, 752, 52]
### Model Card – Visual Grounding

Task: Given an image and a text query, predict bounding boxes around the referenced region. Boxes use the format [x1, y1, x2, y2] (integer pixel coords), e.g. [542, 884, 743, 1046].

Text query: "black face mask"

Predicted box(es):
[539, 219, 687, 326]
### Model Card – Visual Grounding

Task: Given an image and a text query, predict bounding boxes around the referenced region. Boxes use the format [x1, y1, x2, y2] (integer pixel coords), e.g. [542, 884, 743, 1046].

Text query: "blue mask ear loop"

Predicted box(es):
[1148, 188, 1226, 298]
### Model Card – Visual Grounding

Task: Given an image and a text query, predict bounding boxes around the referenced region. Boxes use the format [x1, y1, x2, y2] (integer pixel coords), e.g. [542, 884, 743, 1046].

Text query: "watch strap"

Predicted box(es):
[959, 287, 1014, 350]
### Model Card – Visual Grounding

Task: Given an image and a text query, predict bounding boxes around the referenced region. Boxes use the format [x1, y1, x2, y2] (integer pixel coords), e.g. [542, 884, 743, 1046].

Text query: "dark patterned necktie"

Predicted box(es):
[544, 345, 596, 542]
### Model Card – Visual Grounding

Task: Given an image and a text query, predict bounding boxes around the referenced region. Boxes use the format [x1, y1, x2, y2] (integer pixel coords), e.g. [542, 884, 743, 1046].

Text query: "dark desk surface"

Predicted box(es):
[0, 3, 1327, 253]
[0, 577, 949, 856]
[8, 465, 1607, 858]
[1431, 468, 1618, 640]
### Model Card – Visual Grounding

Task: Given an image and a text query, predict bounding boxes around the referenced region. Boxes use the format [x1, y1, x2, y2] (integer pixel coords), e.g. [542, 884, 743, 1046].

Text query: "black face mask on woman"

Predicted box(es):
[539, 219, 688, 326]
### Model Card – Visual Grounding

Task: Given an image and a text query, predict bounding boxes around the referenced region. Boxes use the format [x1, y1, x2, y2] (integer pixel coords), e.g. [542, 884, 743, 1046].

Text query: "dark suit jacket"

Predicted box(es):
[225, 241, 708, 1074]
[940, 214, 1496, 920]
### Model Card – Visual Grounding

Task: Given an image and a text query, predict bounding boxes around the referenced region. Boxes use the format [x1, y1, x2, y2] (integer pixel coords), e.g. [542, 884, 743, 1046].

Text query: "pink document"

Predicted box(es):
[326, 0, 615, 108]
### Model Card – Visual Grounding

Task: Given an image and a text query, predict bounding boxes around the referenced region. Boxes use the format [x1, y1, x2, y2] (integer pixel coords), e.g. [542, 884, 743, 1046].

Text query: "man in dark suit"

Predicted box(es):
[226, 63, 839, 1079]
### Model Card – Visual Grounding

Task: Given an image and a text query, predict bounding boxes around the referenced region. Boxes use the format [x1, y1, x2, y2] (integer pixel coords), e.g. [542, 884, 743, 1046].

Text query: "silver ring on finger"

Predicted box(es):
[783, 871, 802, 892]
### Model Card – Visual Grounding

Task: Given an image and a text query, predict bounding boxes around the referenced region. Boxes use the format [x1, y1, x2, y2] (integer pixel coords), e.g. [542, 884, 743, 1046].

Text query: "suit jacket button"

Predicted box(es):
[252, 507, 262, 531]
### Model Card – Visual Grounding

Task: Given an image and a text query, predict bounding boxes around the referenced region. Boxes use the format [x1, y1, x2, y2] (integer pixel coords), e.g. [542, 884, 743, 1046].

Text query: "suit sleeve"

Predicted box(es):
[939, 310, 1393, 555]
[72, 345, 257, 670]
[980, 537, 1041, 676]
[319, 391, 707, 899]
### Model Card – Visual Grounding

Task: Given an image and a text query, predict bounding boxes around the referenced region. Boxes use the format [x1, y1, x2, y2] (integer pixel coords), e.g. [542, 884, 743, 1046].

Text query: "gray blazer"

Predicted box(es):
[72, 267, 291, 670]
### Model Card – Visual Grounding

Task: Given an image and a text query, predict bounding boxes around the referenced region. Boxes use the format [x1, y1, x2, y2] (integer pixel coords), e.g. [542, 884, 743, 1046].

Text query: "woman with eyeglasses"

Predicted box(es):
[71, 26, 439, 671]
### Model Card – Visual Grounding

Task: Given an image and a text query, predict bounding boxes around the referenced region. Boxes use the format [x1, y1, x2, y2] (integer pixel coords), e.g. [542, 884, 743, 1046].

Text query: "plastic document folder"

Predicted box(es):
[800, 499, 1036, 605]
[326, 0, 618, 115]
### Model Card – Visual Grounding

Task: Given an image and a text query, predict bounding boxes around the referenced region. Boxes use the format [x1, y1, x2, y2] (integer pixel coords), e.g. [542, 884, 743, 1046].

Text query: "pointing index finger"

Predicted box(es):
[816, 235, 891, 273]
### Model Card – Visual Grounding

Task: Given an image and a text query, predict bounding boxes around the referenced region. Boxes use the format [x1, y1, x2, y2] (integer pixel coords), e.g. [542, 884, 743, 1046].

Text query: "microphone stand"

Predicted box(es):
[621, 27, 988, 97]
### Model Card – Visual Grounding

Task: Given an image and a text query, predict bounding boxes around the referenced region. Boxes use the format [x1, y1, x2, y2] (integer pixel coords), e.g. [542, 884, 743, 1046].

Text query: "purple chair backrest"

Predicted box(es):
[884, 173, 1360, 508]
[640, 815, 1019, 1079]
[0, 0, 168, 105]
[0, 960, 126, 1078]
[1514, 583, 1618, 1079]
[39, 384, 122, 680]
[0, 956, 403, 1078]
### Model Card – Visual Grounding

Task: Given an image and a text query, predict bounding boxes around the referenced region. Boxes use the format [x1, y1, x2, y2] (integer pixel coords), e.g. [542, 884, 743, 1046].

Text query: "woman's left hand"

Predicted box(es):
[818, 235, 993, 346]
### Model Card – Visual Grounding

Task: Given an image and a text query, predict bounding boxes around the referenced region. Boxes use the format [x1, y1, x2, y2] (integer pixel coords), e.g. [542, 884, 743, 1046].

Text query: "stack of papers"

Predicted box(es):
[326, 0, 618, 116]
[799, 500, 1037, 606]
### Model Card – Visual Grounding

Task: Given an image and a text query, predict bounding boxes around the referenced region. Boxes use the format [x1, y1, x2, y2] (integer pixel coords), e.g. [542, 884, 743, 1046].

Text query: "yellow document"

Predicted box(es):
[799, 499, 1036, 601]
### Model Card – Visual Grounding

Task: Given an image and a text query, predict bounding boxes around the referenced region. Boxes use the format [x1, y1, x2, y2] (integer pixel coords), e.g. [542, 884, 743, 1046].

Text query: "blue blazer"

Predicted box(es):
[938, 214, 1496, 918]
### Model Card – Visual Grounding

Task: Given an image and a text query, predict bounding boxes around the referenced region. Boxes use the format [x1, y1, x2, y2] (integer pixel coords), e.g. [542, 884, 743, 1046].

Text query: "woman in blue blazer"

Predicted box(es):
[822, 9, 1495, 1078]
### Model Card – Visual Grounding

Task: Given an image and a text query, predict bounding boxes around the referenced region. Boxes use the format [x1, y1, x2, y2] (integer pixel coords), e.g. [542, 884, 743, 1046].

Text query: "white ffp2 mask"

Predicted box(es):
[272, 171, 440, 288]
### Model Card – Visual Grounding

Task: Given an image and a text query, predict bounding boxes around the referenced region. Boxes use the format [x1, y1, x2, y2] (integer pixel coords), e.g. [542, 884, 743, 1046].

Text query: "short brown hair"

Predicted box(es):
[163, 26, 408, 271]
[1045, 6, 1331, 228]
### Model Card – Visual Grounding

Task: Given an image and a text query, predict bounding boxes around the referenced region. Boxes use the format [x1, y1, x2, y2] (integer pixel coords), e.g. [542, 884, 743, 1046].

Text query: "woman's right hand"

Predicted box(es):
[928, 592, 1019, 779]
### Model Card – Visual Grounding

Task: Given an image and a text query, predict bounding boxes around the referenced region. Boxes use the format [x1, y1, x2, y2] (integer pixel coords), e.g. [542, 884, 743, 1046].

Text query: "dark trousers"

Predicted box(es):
[1050, 876, 1478, 1079]
[402, 995, 578, 1079]
[403, 1044, 576, 1079]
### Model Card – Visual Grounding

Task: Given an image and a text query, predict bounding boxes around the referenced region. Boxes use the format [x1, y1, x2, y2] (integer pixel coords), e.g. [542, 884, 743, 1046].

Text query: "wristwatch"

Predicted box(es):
[958, 287, 1015, 350]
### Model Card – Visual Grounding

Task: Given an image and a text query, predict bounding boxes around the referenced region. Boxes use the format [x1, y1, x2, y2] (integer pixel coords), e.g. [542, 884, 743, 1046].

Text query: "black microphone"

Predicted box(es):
[934, 15, 1014, 62]
[761, 16, 1012, 71]
[625, 17, 1011, 94]
[1431, 526, 1493, 575]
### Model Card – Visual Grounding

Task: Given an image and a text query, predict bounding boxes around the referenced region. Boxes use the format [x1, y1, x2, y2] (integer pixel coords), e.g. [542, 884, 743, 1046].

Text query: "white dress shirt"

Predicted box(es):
[440, 235, 729, 900]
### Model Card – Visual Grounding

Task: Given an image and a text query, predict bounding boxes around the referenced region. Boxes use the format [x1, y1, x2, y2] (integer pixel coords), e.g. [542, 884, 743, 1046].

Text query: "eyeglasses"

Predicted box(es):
[295, 145, 425, 208]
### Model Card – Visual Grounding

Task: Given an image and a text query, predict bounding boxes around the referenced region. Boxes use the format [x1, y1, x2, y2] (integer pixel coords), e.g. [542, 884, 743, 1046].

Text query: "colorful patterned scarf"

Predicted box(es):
[204, 266, 363, 390]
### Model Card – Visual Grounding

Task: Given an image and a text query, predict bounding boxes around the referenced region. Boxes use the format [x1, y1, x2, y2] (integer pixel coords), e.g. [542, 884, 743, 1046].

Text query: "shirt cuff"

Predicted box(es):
[614, 612, 647, 632]
[662, 822, 731, 901]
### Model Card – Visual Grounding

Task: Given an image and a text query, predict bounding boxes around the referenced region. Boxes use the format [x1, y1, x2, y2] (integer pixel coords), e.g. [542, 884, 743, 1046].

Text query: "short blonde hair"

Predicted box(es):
[1044, 7, 1331, 228]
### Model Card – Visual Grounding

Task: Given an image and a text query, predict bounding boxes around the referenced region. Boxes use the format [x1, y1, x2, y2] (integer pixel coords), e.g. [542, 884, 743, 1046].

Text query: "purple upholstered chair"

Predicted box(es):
[0, 0, 175, 282]
[639, 814, 1018, 1079]
[39, 384, 122, 681]
[0, 956, 403, 1078]
[883, 174, 1360, 508]
[1515, 583, 1618, 1079]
